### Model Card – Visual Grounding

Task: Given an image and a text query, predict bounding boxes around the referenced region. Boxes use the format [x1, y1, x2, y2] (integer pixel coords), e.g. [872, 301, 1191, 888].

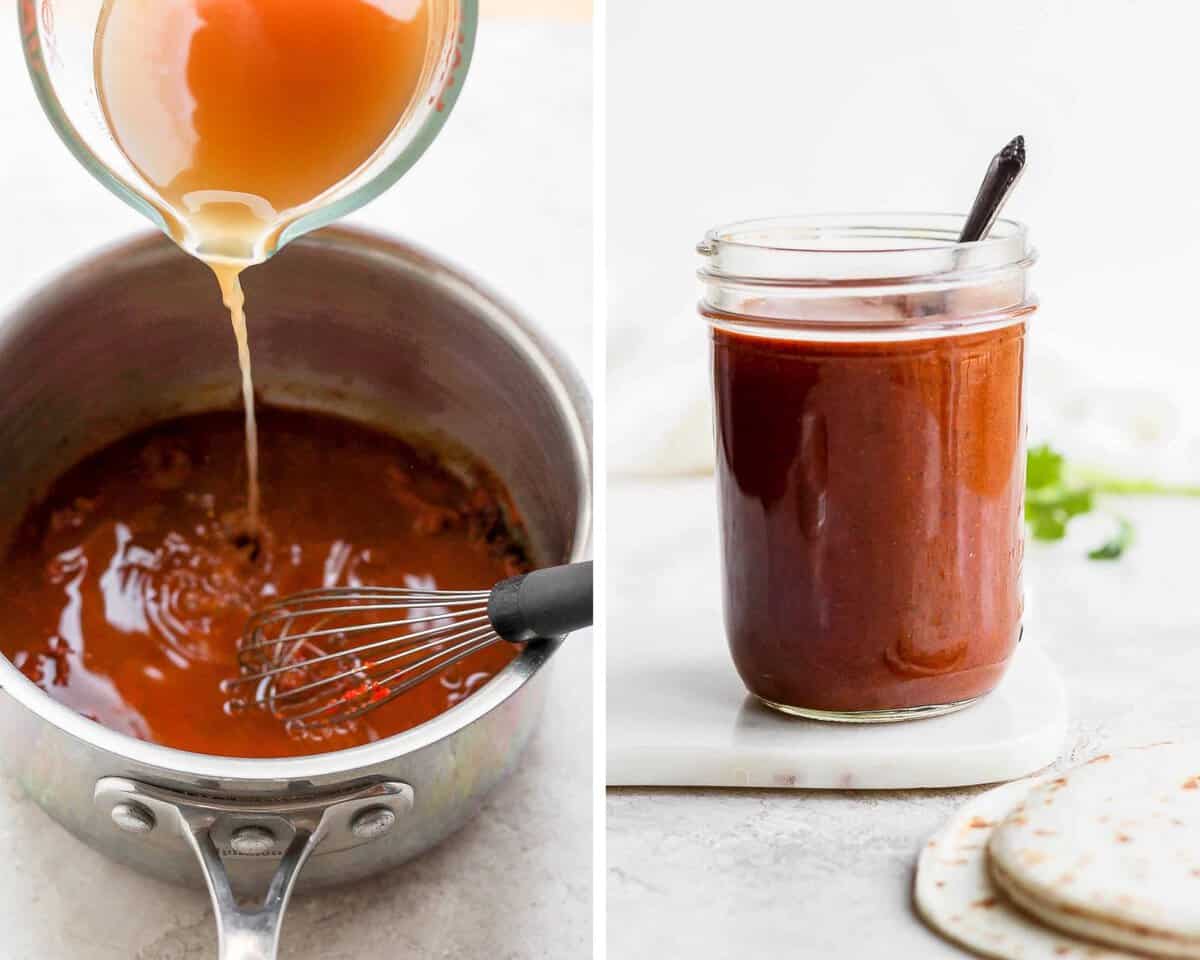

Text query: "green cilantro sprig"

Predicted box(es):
[1026, 444, 1200, 560]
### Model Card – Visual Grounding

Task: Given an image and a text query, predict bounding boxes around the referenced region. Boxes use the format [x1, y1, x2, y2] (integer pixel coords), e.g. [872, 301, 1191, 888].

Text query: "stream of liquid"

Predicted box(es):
[94, 0, 432, 529]
[212, 264, 259, 524]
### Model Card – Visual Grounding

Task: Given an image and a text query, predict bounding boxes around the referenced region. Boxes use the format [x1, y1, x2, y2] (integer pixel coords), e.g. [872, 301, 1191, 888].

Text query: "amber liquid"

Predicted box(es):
[94, 0, 432, 527]
[0, 408, 530, 757]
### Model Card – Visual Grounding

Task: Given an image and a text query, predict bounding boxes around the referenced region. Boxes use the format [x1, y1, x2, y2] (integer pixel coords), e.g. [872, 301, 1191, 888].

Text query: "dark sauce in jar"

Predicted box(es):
[710, 318, 1027, 716]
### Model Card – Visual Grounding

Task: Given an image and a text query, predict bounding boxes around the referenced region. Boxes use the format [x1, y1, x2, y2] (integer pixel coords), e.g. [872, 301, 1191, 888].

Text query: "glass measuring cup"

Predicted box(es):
[18, 0, 476, 263]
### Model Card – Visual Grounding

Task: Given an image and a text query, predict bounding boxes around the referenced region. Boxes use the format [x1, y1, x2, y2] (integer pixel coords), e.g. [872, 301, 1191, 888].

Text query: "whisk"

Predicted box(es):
[223, 562, 592, 729]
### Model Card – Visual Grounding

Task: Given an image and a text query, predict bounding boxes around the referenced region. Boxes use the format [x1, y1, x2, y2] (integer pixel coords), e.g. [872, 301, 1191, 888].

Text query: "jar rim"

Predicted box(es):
[698, 212, 1033, 285]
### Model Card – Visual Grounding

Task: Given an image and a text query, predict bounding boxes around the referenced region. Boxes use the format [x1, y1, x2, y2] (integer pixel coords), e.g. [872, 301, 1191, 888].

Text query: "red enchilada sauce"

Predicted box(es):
[711, 319, 1026, 715]
[0, 408, 529, 757]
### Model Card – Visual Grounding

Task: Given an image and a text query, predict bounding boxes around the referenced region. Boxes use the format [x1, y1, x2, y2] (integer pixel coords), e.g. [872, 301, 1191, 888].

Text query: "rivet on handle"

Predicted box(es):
[111, 801, 156, 835]
[350, 805, 396, 840]
[229, 826, 277, 856]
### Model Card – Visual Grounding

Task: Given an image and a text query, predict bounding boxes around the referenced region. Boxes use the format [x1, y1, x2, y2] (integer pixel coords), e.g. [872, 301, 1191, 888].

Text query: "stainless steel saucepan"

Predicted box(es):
[0, 227, 592, 959]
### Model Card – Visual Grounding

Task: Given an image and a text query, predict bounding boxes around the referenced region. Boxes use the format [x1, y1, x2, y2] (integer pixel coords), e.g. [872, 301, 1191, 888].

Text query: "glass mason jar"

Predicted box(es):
[699, 214, 1036, 722]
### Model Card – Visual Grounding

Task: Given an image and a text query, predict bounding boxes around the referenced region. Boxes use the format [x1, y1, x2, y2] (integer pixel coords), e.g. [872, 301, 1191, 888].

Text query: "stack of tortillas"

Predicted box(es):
[916, 743, 1200, 958]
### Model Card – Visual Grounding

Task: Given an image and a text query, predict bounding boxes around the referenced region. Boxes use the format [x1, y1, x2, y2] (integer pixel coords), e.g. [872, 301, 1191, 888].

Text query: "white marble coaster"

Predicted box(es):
[607, 478, 1067, 790]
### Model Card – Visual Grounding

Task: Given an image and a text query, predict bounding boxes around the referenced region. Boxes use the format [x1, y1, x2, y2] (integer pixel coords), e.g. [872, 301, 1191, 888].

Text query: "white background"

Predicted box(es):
[608, 0, 1200, 480]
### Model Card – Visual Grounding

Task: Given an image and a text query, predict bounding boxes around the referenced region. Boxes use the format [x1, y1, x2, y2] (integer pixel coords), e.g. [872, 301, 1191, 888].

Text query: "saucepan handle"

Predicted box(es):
[94, 778, 415, 960]
[186, 823, 316, 960]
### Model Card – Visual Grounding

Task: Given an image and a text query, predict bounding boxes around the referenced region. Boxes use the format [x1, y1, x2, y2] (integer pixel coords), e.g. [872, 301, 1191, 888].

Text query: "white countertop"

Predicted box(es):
[607, 484, 1200, 958]
[0, 13, 593, 960]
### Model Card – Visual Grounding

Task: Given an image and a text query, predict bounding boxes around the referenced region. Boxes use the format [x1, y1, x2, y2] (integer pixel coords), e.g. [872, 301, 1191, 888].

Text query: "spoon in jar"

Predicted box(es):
[958, 135, 1027, 243]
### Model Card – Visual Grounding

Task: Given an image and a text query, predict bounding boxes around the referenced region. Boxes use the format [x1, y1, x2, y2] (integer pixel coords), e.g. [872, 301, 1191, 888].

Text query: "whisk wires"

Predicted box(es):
[223, 586, 502, 730]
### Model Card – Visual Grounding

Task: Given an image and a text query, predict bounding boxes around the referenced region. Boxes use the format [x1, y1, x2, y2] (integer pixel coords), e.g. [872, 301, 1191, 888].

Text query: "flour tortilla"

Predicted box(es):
[987, 742, 1200, 959]
[914, 775, 1135, 959]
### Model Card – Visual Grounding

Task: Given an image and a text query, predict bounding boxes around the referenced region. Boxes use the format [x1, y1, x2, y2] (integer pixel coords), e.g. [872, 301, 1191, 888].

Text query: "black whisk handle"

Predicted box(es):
[487, 561, 593, 644]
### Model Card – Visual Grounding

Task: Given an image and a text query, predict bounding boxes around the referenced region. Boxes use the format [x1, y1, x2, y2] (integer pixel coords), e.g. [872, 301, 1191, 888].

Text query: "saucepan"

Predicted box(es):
[0, 226, 592, 959]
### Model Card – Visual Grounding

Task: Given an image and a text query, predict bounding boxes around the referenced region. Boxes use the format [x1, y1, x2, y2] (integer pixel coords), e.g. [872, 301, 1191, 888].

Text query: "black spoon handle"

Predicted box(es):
[958, 135, 1026, 243]
[487, 561, 593, 643]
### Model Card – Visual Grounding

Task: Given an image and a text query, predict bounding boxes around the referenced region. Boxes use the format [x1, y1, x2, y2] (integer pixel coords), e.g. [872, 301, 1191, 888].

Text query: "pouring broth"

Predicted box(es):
[95, 0, 433, 529]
